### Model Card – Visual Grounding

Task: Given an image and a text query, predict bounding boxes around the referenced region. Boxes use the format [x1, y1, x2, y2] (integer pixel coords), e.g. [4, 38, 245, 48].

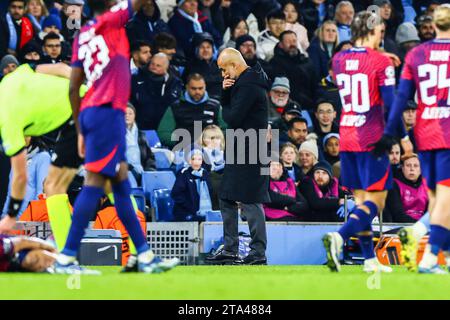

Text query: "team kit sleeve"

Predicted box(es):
[384, 51, 416, 138]
[0, 123, 26, 157]
[376, 55, 396, 113]
[102, 0, 133, 29]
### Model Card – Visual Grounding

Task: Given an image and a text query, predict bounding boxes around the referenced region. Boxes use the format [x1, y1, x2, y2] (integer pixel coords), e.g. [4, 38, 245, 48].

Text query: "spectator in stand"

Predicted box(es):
[152, 32, 186, 78]
[384, 154, 428, 223]
[389, 141, 401, 178]
[375, 0, 401, 42]
[171, 149, 213, 222]
[268, 77, 291, 122]
[0, 54, 18, 81]
[417, 14, 435, 42]
[59, 0, 87, 45]
[263, 161, 310, 221]
[283, 1, 309, 53]
[18, 39, 42, 64]
[130, 40, 152, 75]
[279, 117, 309, 149]
[257, 9, 287, 62]
[316, 59, 344, 120]
[334, 1, 354, 44]
[314, 100, 339, 148]
[2, 137, 51, 218]
[183, 32, 222, 100]
[272, 103, 309, 138]
[229, 0, 280, 32]
[235, 34, 271, 75]
[299, 161, 348, 222]
[199, 0, 231, 36]
[0, 0, 38, 58]
[300, 0, 335, 40]
[280, 142, 303, 184]
[131, 53, 182, 131]
[168, 0, 222, 58]
[219, 17, 249, 52]
[307, 20, 339, 80]
[269, 30, 318, 111]
[126, 0, 170, 47]
[380, 21, 399, 56]
[403, 100, 417, 150]
[395, 22, 420, 62]
[125, 104, 156, 187]
[298, 134, 319, 176]
[198, 124, 225, 210]
[26, 0, 49, 32]
[41, 32, 62, 63]
[158, 73, 224, 147]
[323, 133, 340, 166]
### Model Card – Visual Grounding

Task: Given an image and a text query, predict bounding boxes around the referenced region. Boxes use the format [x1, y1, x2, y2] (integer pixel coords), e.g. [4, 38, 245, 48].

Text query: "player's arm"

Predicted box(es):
[69, 67, 85, 134]
[36, 63, 72, 80]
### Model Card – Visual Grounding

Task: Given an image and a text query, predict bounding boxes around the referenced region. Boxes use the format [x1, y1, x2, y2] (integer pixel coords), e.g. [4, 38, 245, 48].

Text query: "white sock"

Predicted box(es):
[364, 257, 378, 265]
[138, 250, 155, 264]
[57, 254, 76, 265]
[419, 245, 438, 268]
[411, 222, 428, 242]
[444, 251, 450, 267]
[335, 232, 344, 249]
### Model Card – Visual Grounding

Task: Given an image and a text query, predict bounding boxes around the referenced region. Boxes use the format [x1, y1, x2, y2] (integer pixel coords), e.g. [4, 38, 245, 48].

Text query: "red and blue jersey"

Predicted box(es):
[71, 0, 133, 112]
[332, 47, 396, 152]
[400, 39, 450, 151]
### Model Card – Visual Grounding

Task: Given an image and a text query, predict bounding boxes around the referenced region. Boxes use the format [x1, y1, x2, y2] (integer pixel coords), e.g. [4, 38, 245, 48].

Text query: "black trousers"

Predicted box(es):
[219, 199, 267, 257]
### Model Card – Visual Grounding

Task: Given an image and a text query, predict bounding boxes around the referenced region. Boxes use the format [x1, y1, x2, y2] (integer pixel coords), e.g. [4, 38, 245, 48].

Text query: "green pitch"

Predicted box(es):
[0, 265, 449, 300]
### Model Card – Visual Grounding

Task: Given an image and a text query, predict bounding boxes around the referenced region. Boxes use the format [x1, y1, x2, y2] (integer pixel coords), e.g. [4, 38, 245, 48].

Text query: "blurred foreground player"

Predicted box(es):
[54, 0, 179, 274]
[323, 10, 406, 273]
[376, 4, 450, 274]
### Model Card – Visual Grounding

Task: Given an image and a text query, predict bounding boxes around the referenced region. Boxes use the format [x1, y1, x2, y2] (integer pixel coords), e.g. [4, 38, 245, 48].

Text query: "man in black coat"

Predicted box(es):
[206, 48, 269, 265]
[269, 31, 318, 112]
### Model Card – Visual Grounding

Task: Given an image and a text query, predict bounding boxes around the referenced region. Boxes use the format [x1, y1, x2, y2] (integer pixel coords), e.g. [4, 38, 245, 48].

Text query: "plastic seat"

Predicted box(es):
[152, 189, 174, 222]
[205, 211, 222, 222]
[153, 149, 172, 170]
[130, 187, 146, 213]
[143, 130, 162, 148]
[141, 171, 176, 202]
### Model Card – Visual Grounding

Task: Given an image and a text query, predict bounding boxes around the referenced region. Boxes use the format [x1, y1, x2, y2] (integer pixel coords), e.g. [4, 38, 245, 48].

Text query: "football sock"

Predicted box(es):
[46, 194, 73, 251]
[339, 201, 378, 241]
[359, 233, 376, 260]
[411, 212, 430, 241]
[429, 225, 449, 256]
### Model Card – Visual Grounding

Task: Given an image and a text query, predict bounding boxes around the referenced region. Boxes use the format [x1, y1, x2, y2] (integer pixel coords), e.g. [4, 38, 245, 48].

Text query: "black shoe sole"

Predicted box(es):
[322, 235, 338, 272]
[205, 259, 237, 265]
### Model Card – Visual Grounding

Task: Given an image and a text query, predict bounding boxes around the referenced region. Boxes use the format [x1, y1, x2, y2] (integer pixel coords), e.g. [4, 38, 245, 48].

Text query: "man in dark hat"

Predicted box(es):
[235, 34, 271, 77]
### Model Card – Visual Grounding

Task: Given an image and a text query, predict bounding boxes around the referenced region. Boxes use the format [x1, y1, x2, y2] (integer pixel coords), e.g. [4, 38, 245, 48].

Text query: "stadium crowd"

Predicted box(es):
[0, 0, 443, 225]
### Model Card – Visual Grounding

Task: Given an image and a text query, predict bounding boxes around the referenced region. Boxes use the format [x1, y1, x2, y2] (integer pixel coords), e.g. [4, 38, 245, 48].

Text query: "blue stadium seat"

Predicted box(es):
[143, 130, 162, 148]
[153, 149, 172, 170]
[152, 189, 174, 222]
[141, 171, 176, 202]
[205, 211, 222, 222]
[130, 187, 146, 213]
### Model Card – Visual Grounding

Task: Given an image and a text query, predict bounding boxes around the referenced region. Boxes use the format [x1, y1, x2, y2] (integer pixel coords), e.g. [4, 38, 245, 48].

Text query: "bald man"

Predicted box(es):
[130, 52, 182, 130]
[206, 48, 270, 265]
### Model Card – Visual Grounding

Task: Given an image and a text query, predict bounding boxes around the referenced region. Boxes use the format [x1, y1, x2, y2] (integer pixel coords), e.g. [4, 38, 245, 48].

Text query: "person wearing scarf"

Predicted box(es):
[1, 0, 36, 57]
[171, 149, 213, 221]
[168, 0, 222, 58]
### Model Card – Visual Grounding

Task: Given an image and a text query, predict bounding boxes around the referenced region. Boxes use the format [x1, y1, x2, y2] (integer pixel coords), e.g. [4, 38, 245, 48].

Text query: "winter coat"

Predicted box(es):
[171, 166, 213, 221]
[126, 6, 171, 46]
[168, 9, 222, 58]
[269, 45, 318, 111]
[220, 64, 271, 203]
[299, 175, 346, 222]
[130, 67, 182, 130]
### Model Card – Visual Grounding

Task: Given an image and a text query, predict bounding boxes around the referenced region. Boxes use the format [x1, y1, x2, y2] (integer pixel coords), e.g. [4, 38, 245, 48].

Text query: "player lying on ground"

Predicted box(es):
[322, 9, 414, 273]
[53, 0, 179, 274]
[0, 235, 57, 273]
[374, 4, 450, 274]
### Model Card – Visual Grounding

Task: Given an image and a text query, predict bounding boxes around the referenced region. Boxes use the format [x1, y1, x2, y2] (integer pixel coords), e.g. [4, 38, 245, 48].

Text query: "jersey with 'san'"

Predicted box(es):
[332, 47, 395, 152]
[71, 0, 132, 112]
[401, 39, 450, 151]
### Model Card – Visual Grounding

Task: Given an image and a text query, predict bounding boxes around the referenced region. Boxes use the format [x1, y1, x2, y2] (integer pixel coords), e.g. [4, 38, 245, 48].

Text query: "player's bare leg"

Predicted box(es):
[44, 165, 78, 251]
[419, 185, 450, 274]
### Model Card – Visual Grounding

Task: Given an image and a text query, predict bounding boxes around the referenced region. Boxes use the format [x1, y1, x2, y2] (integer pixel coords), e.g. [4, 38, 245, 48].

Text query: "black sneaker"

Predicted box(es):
[235, 254, 267, 265]
[205, 246, 239, 265]
[121, 254, 138, 273]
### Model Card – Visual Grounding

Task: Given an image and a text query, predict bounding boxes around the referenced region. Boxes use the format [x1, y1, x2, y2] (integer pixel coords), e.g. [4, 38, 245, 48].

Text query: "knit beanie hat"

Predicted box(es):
[299, 133, 319, 160]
